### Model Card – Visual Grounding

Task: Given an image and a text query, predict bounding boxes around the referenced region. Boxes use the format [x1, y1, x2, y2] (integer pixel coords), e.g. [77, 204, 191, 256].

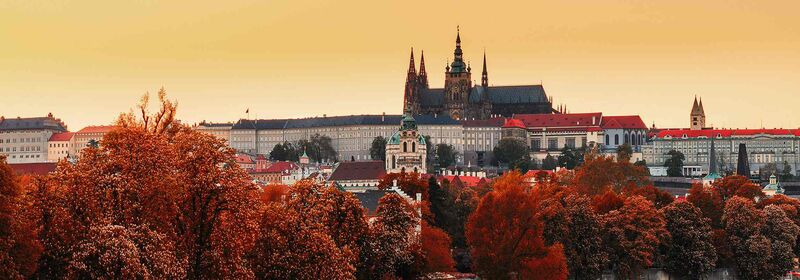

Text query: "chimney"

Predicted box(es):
[382, 112, 385, 122]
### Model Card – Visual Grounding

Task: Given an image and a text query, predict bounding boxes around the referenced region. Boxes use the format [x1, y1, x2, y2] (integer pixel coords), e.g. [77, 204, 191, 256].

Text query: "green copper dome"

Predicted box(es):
[388, 132, 401, 145]
[400, 113, 417, 131]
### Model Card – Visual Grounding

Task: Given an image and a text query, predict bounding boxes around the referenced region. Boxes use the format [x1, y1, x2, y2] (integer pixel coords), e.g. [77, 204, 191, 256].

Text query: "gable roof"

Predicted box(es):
[9, 163, 57, 176]
[265, 161, 299, 174]
[601, 116, 647, 130]
[49, 132, 75, 142]
[329, 161, 386, 181]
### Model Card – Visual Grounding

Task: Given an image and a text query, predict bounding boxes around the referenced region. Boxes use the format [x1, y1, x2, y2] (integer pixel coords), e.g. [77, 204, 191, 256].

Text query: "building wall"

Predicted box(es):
[0, 130, 52, 163]
[47, 139, 75, 162]
[645, 135, 800, 176]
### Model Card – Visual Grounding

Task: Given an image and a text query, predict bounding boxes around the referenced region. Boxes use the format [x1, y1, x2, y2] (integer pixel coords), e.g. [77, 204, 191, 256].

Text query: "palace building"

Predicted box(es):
[403, 29, 555, 120]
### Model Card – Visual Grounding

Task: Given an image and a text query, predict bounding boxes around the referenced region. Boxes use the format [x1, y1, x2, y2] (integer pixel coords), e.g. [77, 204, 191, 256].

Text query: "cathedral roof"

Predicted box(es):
[418, 85, 548, 107]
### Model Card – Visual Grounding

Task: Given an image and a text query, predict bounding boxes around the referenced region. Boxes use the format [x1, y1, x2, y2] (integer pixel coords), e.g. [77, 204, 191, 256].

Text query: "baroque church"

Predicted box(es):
[403, 29, 556, 120]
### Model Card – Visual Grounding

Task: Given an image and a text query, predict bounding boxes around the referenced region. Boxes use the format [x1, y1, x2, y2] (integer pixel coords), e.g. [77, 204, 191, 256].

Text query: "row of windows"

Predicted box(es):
[2, 146, 42, 152]
[1, 137, 44, 143]
[0, 153, 41, 159]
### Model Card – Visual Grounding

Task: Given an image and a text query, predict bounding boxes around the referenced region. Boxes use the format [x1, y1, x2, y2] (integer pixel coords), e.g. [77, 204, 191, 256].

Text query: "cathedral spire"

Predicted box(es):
[418, 50, 428, 88]
[481, 51, 488, 87]
[407, 48, 416, 74]
[449, 26, 467, 73]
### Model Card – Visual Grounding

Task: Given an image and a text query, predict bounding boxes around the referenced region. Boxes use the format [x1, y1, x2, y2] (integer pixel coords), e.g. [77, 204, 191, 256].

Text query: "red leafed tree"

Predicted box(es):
[687, 183, 725, 228]
[35, 90, 263, 279]
[420, 222, 456, 273]
[601, 195, 668, 279]
[259, 184, 289, 204]
[713, 175, 764, 201]
[572, 156, 650, 195]
[759, 194, 800, 255]
[627, 185, 674, 209]
[249, 204, 355, 279]
[66, 224, 185, 279]
[378, 172, 428, 200]
[591, 190, 624, 215]
[466, 171, 568, 280]
[0, 156, 41, 279]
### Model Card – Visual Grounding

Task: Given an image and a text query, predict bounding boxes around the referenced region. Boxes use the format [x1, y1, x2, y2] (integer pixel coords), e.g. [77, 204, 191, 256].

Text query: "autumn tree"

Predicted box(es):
[628, 185, 674, 209]
[687, 183, 725, 228]
[36, 89, 263, 279]
[573, 155, 650, 195]
[466, 172, 568, 280]
[661, 200, 717, 279]
[713, 175, 764, 202]
[378, 172, 428, 201]
[249, 204, 354, 279]
[723, 197, 800, 280]
[0, 156, 41, 279]
[759, 194, 800, 254]
[601, 195, 667, 279]
[66, 224, 185, 279]
[541, 194, 607, 280]
[420, 222, 456, 273]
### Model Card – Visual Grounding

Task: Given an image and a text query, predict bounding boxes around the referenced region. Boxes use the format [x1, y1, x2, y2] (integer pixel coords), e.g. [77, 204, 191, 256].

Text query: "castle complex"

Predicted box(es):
[403, 29, 554, 120]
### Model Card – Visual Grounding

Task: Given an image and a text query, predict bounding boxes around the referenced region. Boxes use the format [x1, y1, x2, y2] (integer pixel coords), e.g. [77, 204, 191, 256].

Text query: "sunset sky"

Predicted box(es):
[1, 0, 799, 130]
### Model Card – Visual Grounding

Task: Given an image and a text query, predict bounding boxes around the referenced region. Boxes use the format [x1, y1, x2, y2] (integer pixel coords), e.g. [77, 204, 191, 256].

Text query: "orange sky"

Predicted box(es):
[1, 0, 799, 130]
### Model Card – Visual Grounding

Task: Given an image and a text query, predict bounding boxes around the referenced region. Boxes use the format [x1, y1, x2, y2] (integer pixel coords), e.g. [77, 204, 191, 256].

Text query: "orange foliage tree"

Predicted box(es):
[572, 156, 650, 196]
[420, 222, 456, 273]
[713, 175, 764, 201]
[466, 171, 568, 280]
[601, 195, 667, 279]
[33, 89, 263, 279]
[0, 156, 42, 279]
[540, 193, 607, 280]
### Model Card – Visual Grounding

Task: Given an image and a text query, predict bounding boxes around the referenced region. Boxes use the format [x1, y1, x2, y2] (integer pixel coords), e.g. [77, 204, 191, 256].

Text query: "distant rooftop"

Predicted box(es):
[232, 114, 460, 130]
[0, 114, 67, 132]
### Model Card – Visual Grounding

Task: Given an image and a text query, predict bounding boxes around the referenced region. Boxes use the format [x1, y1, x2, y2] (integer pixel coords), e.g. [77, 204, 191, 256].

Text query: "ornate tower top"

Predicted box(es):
[690, 96, 706, 130]
[449, 26, 467, 73]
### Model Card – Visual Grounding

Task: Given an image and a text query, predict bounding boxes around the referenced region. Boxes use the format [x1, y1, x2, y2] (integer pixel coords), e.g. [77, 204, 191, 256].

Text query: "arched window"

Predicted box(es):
[625, 133, 630, 144]
[605, 134, 610, 145]
[392, 155, 396, 169]
[403, 142, 408, 152]
[412, 142, 416, 153]
[614, 135, 619, 145]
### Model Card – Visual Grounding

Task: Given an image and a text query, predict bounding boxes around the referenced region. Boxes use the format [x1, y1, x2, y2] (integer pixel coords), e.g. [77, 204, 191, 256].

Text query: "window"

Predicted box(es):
[614, 135, 619, 145]
[412, 142, 416, 153]
[565, 137, 576, 148]
[605, 134, 610, 145]
[531, 139, 541, 150]
[403, 142, 407, 153]
[548, 139, 558, 150]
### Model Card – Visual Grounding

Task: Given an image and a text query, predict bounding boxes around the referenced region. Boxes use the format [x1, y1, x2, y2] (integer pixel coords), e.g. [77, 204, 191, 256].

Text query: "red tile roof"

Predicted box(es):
[601, 116, 647, 130]
[329, 161, 386, 181]
[441, 175, 488, 188]
[235, 154, 254, 164]
[9, 163, 57, 176]
[514, 113, 603, 128]
[76, 125, 117, 134]
[265, 161, 298, 174]
[502, 118, 526, 129]
[48, 132, 74, 141]
[655, 128, 800, 139]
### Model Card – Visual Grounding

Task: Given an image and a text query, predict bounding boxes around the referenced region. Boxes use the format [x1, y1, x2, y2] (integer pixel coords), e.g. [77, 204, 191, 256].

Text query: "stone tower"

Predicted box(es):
[443, 27, 472, 120]
[385, 113, 427, 174]
[690, 96, 706, 130]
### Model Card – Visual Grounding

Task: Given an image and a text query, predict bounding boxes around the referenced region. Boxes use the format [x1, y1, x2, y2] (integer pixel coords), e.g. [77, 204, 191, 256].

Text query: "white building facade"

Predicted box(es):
[0, 114, 68, 163]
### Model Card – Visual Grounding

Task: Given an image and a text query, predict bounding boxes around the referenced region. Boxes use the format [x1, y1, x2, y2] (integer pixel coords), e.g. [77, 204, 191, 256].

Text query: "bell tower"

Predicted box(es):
[690, 96, 706, 130]
[443, 27, 472, 120]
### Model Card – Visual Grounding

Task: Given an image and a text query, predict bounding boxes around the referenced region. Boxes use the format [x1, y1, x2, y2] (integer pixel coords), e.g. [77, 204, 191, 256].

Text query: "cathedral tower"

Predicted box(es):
[443, 27, 472, 120]
[690, 96, 706, 130]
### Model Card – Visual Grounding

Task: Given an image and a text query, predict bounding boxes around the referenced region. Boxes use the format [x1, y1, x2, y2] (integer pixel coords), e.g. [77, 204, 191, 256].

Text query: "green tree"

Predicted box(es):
[493, 138, 529, 167]
[541, 194, 607, 280]
[435, 143, 458, 168]
[759, 163, 778, 181]
[664, 150, 685, 177]
[616, 143, 633, 163]
[661, 201, 717, 279]
[369, 136, 387, 161]
[542, 154, 558, 170]
[297, 134, 337, 163]
[269, 142, 298, 161]
[557, 145, 579, 169]
[780, 161, 794, 181]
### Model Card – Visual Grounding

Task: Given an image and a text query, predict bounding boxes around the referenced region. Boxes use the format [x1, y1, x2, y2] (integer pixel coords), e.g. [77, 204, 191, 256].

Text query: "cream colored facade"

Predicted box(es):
[0, 115, 67, 164]
[73, 126, 116, 156]
[47, 132, 75, 162]
[195, 122, 233, 143]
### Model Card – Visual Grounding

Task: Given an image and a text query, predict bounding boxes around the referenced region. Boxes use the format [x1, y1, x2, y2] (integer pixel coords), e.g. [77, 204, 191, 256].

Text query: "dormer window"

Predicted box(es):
[682, 134, 688, 139]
